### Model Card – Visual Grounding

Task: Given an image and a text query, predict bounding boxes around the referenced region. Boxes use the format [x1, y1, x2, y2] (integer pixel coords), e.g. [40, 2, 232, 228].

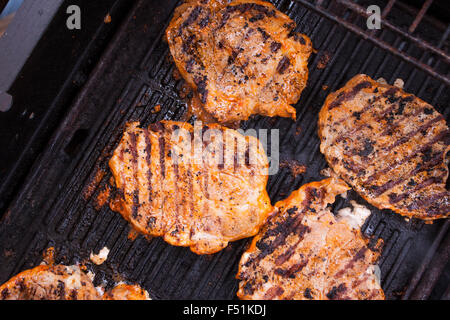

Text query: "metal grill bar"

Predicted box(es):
[336, 0, 449, 63]
[395, 0, 446, 30]
[409, 0, 433, 33]
[402, 220, 450, 299]
[294, 0, 450, 86]
[443, 284, 450, 300]
[381, 0, 396, 18]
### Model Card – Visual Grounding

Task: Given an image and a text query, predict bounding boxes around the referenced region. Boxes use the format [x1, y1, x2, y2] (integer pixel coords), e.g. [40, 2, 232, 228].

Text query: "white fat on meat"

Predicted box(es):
[90, 246, 110, 265]
[337, 200, 371, 230]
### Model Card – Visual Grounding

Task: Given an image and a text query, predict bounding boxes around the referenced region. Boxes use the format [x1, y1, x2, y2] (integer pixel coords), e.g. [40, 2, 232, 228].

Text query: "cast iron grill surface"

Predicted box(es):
[0, 0, 448, 299]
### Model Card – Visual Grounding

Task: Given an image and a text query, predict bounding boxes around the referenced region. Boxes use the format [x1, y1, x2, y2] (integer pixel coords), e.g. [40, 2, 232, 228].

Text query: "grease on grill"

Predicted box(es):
[316, 51, 331, 70]
[95, 185, 111, 210]
[83, 168, 106, 201]
[104, 14, 112, 24]
[127, 228, 140, 241]
[280, 160, 307, 177]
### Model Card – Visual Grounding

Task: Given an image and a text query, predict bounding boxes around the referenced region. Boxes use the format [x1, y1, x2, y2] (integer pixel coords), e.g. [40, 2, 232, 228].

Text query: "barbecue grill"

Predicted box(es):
[0, 0, 448, 300]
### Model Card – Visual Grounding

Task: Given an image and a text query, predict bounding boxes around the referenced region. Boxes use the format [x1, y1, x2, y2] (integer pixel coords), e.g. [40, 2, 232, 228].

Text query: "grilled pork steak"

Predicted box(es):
[318, 74, 449, 220]
[0, 265, 100, 300]
[237, 177, 385, 300]
[0, 264, 150, 300]
[166, 0, 312, 123]
[109, 121, 272, 254]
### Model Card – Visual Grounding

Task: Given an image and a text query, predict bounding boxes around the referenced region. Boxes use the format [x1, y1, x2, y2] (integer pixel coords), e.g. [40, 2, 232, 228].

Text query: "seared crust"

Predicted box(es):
[318, 74, 449, 221]
[166, 0, 312, 123]
[237, 178, 385, 300]
[109, 120, 273, 254]
[0, 265, 100, 300]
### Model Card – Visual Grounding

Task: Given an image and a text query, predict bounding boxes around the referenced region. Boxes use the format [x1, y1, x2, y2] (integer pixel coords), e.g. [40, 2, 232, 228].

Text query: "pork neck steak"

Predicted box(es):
[166, 0, 312, 123]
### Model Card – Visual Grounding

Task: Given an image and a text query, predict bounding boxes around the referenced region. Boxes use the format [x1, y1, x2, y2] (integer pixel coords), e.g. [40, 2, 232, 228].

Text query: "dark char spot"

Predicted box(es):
[270, 41, 282, 52]
[424, 107, 434, 115]
[326, 283, 347, 300]
[276, 56, 290, 74]
[304, 288, 313, 299]
[358, 139, 374, 157]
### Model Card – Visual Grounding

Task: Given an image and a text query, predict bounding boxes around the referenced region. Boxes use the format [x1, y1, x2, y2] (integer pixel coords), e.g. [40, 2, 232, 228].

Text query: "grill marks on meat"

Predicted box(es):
[237, 178, 384, 300]
[166, 0, 312, 123]
[0, 265, 151, 300]
[318, 74, 449, 220]
[109, 121, 272, 254]
[0, 265, 100, 300]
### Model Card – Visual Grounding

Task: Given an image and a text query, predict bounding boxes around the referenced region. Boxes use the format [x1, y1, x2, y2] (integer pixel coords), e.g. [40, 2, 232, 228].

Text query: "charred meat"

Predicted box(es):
[318, 74, 449, 221]
[109, 120, 272, 254]
[0, 264, 150, 300]
[0, 265, 99, 300]
[237, 177, 384, 300]
[166, 0, 312, 123]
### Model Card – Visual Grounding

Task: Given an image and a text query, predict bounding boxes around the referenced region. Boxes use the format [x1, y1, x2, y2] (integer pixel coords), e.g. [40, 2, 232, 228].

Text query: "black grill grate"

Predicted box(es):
[0, 0, 448, 299]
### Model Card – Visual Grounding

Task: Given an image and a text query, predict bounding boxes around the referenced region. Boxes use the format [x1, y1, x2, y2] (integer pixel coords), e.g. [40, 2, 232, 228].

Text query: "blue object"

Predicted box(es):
[1, 0, 24, 18]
